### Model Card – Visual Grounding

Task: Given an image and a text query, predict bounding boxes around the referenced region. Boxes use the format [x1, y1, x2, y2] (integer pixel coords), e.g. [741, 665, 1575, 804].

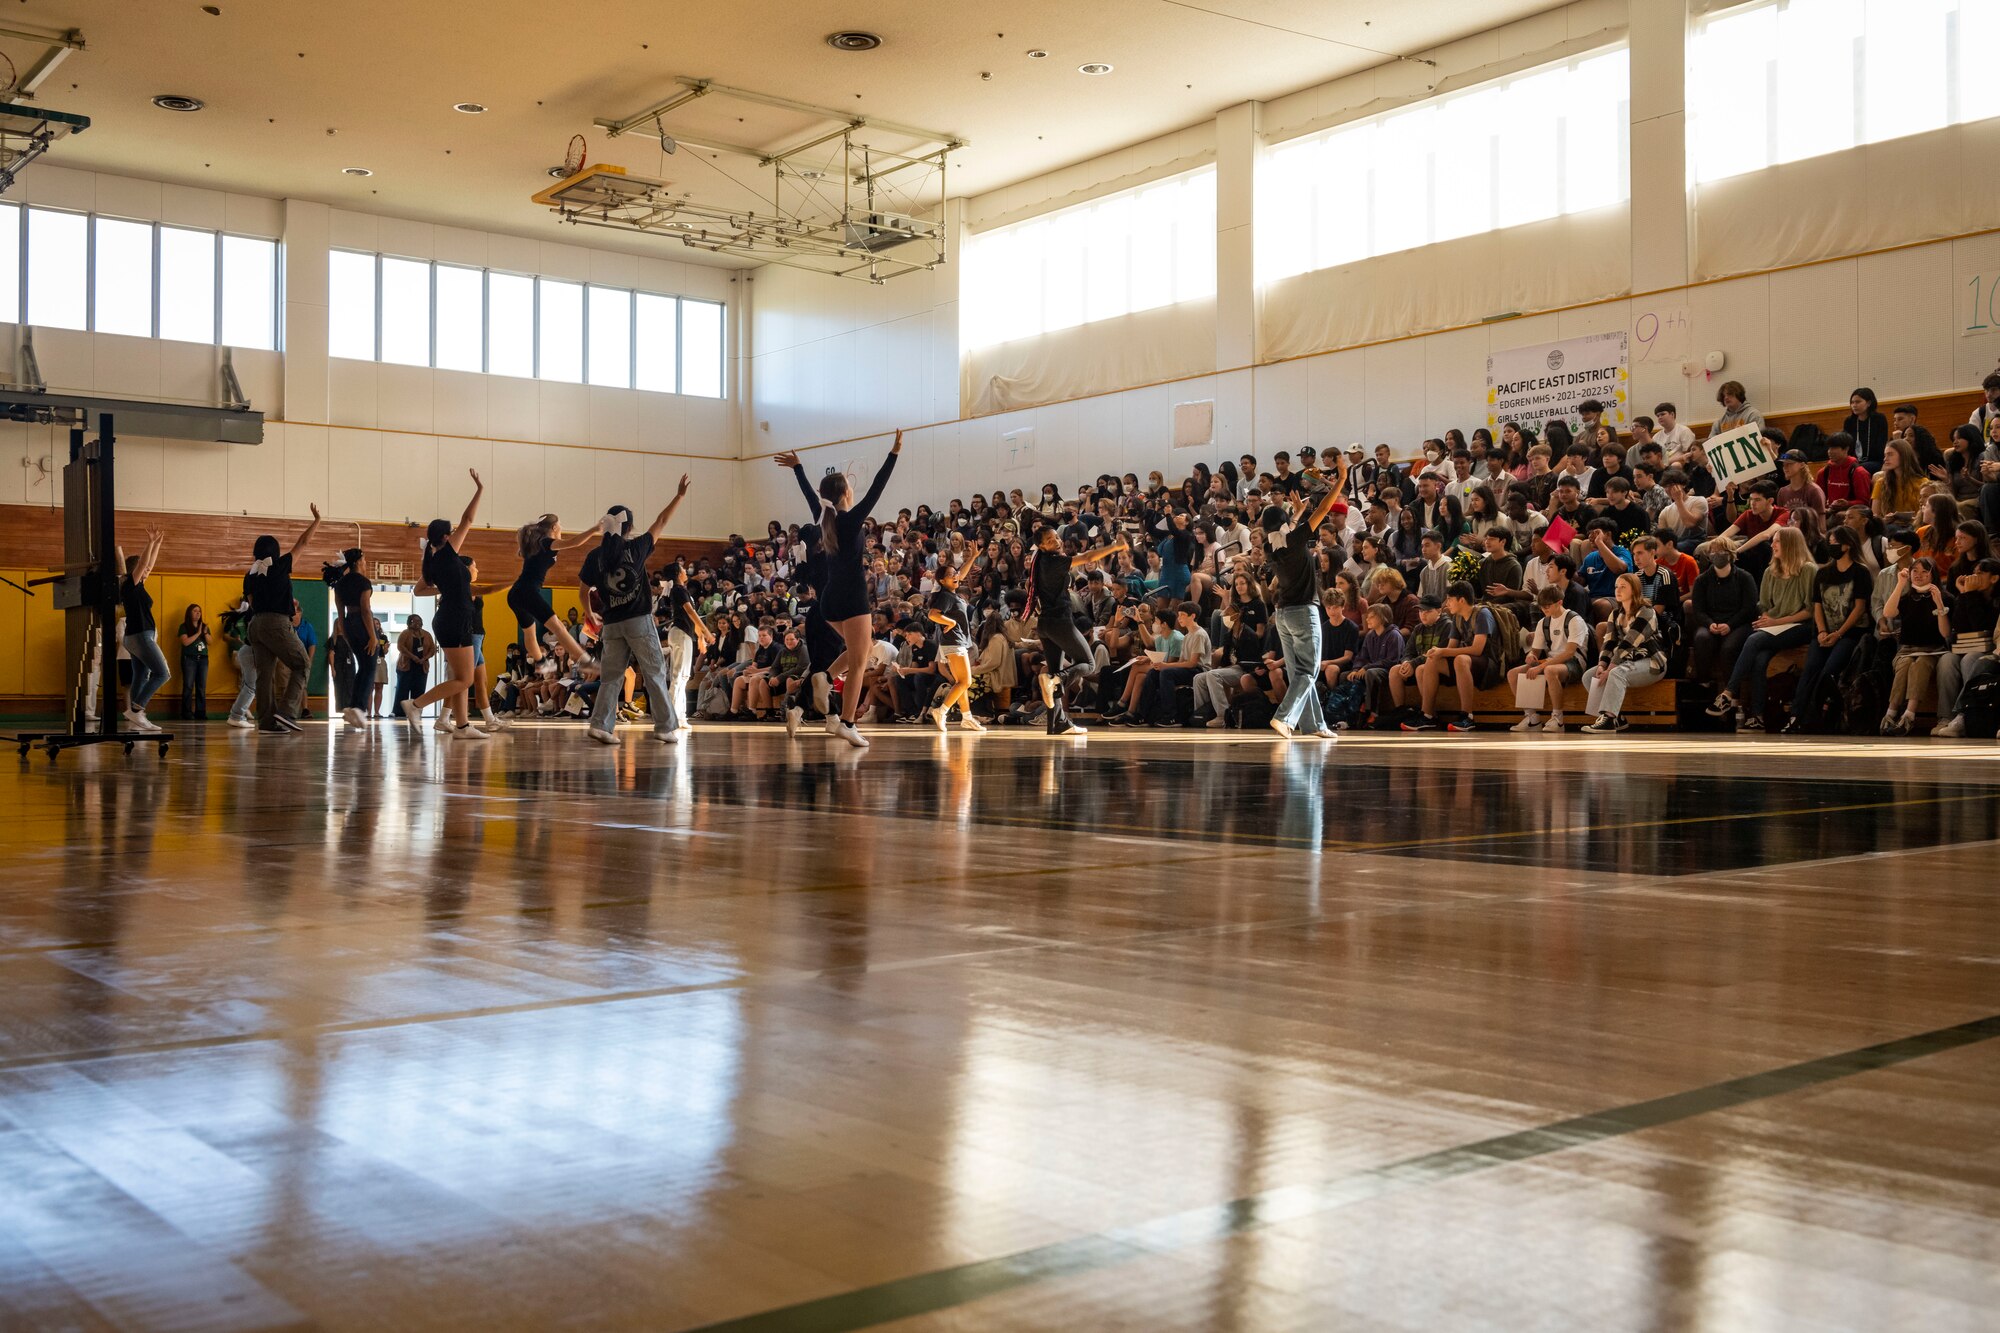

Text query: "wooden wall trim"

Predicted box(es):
[0, 506, 730, 579]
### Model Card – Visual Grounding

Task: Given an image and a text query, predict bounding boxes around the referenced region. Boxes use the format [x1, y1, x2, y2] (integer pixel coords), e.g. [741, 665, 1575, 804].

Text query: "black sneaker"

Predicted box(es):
[273, 714, 304, 732]
[1446, 714, 1477, 733]
[1739, 715, 1765, 731]
[1400, 715, 1442, 732]
[1050, 718, 1086, 738]
[1611, 714, 1630, 732]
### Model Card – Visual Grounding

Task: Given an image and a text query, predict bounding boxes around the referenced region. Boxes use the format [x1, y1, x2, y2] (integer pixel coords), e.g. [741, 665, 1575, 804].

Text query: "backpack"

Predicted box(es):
[1956, 657, 2000, 736]
[1481, 603, 1527, 669]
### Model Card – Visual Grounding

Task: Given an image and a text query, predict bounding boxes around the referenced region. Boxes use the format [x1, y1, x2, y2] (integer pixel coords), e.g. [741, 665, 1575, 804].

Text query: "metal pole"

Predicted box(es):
[95, 412, 117, 736]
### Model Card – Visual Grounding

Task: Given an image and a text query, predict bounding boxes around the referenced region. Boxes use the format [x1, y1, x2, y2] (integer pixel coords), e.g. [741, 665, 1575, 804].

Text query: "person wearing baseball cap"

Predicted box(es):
[1777, 449, 1826, 518]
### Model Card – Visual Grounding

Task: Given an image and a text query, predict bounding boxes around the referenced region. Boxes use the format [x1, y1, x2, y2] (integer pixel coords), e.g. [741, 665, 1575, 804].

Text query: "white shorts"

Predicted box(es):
[939, 646, 970, 663]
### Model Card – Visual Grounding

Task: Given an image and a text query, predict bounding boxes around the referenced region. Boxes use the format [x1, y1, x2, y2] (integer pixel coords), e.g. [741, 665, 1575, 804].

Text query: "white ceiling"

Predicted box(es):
[11, 0, 1572, 267]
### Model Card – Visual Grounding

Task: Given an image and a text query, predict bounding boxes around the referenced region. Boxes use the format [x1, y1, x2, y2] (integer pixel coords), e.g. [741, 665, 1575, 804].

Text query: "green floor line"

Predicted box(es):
[681, 1012, 2000, 1333]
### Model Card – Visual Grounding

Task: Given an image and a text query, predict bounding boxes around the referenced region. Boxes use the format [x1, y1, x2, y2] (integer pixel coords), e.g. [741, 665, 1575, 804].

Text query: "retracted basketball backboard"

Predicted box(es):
[534, 77, 962, 284]
[0, 100, 87, 194]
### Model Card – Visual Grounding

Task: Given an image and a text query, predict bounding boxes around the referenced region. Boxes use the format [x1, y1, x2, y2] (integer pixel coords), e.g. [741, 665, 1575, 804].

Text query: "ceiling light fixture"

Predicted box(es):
[825, 31, 882, 52]
[1078, 63, 1113, 75]
[453, 102, 487, 114]
[152, 94, 205, 112]
[545, 165, 570, 178]
[341, 166, 372, 177]
[1026, 49, 1047, 59]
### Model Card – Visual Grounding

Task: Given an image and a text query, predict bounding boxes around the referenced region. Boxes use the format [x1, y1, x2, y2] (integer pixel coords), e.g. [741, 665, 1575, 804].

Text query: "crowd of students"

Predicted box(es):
[106, 372, 2000, 743]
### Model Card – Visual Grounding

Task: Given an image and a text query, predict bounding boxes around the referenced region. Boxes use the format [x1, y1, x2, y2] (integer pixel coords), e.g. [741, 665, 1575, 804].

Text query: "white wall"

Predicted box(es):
[0, 164, 747, 537]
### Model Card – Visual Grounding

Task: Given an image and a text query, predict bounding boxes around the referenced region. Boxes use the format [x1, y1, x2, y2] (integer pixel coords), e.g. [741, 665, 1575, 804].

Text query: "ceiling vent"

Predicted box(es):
[152, 95, 205, 112]
[825, 31, 882, 52]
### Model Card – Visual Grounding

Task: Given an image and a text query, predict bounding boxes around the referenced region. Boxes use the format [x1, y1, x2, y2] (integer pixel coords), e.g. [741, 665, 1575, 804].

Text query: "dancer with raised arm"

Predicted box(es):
[244, 504, 323, 734]
[508, 515, 594, 665]
[1262, 473, 1346, 740]
[401, 471, 488, 739]
[118, 528, 168, 733]
[578, 476, 692, 745]
[323, 545, 378, 728]
[1026, 524, 1128, 737]
[926, 554, 984, 733]
[776, 431, 902, 748]
[657, 559, 711, 739]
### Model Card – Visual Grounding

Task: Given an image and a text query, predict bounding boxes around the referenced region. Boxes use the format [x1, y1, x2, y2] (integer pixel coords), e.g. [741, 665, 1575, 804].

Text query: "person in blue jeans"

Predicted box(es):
[1707, 527, 1817, 731]
[118, 529, 169, 733]
[224, 602, 260, 728]
[1259, 459, 1347, 740]
[1781, 526, 1873, 733]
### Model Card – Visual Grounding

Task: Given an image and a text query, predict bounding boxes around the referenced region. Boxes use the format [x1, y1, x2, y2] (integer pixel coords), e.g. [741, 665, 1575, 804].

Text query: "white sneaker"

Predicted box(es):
[1315, 727, 1339, 741]
[586, 726, 617, 745]
[656, 729, 680, 744]
[825, 713, 842, 736]
[401, 701, 422, 729]
[454, 724, 490, 740]
[960, 714, 986, 733]
[1206, 715, 1228, 729]
[480, 710, 507, 729]
[1270, 717, 1295, 740]
[836, 720, 870, 748]
[128, 711, 161, 733]
[433, 715, 457, 733]
[1543, 714, 1565, 733]
[784, 706, 803, 738]
[1511, 715, 1539, 732]
[930, 706, 949, 733]
[1933, 715, 1965, 738]
[857, 704, 878, 724]
[226, 716, 255, 729]
[342, 707, 366, 727]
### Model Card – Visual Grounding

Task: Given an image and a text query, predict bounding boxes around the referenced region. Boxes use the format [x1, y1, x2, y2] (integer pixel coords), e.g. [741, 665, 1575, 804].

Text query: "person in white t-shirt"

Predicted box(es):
[1657, 466, 1710, 554]
[1509, 584, 1590, 732]
[1655, 402, 1697, 457]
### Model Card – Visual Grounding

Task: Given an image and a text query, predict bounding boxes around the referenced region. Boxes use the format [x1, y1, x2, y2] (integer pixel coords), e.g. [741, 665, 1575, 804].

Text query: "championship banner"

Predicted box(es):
[1484, 332, 1629, 434]
[1700, 423, 1777, 488]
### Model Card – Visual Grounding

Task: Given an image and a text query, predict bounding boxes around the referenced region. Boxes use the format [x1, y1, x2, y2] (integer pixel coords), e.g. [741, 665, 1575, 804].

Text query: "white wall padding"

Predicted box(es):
[961, 295, 1216, 417]
[1258, 203, 1631, 364]
[1693, 119, 2000, 284]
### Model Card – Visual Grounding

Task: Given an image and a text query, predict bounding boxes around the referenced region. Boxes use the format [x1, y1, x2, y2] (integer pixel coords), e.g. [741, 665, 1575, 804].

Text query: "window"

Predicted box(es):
[680, 298, 724, 398]
[92, 217, 153, 337]
[487, 272, 534, 379]
[378, 256, 430, 367]
[325, 250, 721, 395]
[634, 292, 677, 392]
[536, 279, 583, 384]
[26, 207, 86, 330]
[962, 166, 1216, 349]
[1257, 47, 1629, 284]
[1689, 0, 2000, 185]
[434, 264, 483, 373]
[219, 235, 277, 350]
[586, 285, 631, 388]
[3, 208, 276, 347]
[0, 206, 17, 324]
[327, 249, 375, 359]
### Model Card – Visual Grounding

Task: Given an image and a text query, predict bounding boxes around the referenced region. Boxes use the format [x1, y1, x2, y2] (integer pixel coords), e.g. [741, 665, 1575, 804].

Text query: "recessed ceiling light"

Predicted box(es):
[1026, 49, 1048, 59]
[546, 165, 570, 178]
[1079, 63, 1113, 76]
[453, 102, 486, 115]
[825, 31, 882, 52]
[152, 94, 204, 112]
[341, 166, 372, 177]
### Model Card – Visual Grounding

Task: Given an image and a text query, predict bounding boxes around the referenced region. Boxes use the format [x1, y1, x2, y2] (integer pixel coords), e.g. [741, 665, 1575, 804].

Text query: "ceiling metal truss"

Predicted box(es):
[534, 78, 964, 283]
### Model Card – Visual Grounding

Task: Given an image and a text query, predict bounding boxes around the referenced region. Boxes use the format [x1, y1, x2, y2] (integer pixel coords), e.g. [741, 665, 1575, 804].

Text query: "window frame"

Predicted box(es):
[326, 246, 725, 398]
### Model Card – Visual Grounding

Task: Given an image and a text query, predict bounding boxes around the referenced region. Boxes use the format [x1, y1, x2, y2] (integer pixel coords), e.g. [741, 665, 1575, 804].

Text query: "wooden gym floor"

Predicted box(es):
[1, 723, 1997, 1331]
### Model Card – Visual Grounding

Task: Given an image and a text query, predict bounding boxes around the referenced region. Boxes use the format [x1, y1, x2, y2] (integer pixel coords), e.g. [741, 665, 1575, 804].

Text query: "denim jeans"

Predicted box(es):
[1272, 604, 1325, 732]
[228, 642, 260, 722]
[1793, 631, 1865, 719]
[122, 630, 168, 710]
[1726, 623, 1812, 713]
[590, 617, 674, 736]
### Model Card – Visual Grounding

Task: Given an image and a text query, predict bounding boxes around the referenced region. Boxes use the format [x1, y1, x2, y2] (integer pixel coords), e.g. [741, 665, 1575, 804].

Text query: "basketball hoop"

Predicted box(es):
[562, 134, 587, 177]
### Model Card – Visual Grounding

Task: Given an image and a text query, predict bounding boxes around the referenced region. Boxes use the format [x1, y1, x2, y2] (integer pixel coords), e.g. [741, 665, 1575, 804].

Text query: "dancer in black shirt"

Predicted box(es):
[402, 470, 487, 738]
[508, 515, 594, 665]
[1026, 525, 1127, 737]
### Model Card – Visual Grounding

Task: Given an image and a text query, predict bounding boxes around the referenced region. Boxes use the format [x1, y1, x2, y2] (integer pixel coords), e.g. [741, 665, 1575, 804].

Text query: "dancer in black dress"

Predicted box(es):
[773, 458, 862, 738]
[508, 515, 593, 665]
[772, 430, 903, 748]
[323, 546, 378, 728]
[402, 470, 489, 738]
[1027, 523, 1127, 736]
